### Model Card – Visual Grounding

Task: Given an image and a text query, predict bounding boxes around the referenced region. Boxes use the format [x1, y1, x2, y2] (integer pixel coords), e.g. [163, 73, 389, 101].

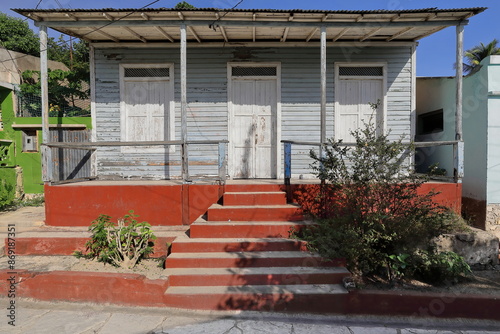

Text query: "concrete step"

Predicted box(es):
[206, 203, 303, 222]
[224, 184, 285, 193]
[164, 251, 343, 268]
[222, 191, 287, 206]
[164, 266, 351, 286]
[163, 284, 349, 311]
[189, 219, 315, 238]
[171, 237, 308, 253]
[5, 226, 188, 257]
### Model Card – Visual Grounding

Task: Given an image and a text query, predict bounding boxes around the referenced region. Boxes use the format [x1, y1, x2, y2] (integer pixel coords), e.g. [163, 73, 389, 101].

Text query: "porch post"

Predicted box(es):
[180, 24, 189, 181]
[40, 25, 52, 183]
[454, 23, 465, 183]
[320, 25, 327, 146]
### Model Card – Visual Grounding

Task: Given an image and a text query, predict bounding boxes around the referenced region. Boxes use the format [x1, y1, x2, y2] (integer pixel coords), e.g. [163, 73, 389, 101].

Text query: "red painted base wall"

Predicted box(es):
[44, 182, 461, 227]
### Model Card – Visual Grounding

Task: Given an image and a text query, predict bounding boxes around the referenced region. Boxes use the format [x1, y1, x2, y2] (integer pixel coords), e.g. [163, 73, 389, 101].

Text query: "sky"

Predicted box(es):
[1, 0, 497, 77]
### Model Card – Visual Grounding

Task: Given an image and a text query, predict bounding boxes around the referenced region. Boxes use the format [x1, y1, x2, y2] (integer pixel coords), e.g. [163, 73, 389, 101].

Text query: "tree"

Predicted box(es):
[48, 35, 90, 83]
[175, 1, 195, 9]
[0, 12, 39, 56]
[463, 39, 500, 74]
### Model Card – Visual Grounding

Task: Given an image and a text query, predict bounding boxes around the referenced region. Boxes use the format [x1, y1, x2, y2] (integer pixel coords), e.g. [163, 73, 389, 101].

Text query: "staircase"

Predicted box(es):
[164, 184, 351, 312]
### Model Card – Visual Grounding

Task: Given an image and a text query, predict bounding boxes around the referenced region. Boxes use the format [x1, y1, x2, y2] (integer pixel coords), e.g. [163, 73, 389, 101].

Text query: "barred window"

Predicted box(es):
[124, 67, 169, 78]
[232, 67, 277, 77]
[339, 66, 383, 77]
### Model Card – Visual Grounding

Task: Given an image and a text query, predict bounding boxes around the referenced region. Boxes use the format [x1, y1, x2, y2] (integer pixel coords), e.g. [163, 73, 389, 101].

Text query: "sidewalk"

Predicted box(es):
[1, 299, 500, 334]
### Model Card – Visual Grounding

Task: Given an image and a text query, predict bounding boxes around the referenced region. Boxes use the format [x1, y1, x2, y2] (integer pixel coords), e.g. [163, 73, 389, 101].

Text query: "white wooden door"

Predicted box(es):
[232, 79, 277, 178]
[336, 79, 383, 142]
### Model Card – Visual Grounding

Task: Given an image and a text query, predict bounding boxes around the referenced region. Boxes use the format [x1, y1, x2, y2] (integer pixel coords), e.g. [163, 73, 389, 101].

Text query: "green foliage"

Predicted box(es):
[296, 104, 470, 283]
[0, 174, 15, 210]
[48, 35, 90, 82]
[464, 39, 500, 75]
[0, 13, 39, 56]
[74, 211, 157, 269]
[175, 1, 196, 9]
[19, 69, 90, 117]
[410, 250, 471, 284]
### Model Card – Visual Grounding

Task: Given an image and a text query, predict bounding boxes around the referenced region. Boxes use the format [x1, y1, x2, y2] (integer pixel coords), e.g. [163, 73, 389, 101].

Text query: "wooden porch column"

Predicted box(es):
[454, 23, 465, 183]
[180, 24, 188, 181]
[39, 25, 52, 183]
[320, 25, 327, 146]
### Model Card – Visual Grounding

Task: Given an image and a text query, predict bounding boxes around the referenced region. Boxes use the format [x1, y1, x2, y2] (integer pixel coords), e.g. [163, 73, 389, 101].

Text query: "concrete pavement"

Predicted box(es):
[1, 299, 499, 334]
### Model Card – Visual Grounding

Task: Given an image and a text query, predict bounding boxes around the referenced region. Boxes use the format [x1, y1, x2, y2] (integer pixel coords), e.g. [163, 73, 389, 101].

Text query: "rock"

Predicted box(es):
[431, 227, 499, 266]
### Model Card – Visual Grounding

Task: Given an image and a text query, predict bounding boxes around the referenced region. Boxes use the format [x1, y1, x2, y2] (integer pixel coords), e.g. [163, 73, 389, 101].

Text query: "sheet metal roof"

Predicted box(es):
[13, 7, 486, 45]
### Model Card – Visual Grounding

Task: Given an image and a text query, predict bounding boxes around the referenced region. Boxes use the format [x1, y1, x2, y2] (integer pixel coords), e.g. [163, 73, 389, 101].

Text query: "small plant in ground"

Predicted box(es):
[74, 211, 156, 269]
[295, 103, 470, 284]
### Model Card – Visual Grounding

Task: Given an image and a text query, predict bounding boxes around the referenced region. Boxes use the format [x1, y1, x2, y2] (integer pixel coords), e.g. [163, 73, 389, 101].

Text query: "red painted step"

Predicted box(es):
[224, 184, 285, 193]
[171, 237, 308, 253]
[165, 266, 350, 286]
[206, 204, 303, 222]
[189, 219, 314, 238]
[164, 251, 339, 268]
[223, 191, 287, 206]
[163, 284, 349, 312]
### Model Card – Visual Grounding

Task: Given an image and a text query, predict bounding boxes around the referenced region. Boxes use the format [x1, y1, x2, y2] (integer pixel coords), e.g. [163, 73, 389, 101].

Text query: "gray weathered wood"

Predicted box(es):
[181, 24, 188, 181]
[39, 25, 52, 183]
[320, 26, 327, 145]
[455, 24, 464, 141]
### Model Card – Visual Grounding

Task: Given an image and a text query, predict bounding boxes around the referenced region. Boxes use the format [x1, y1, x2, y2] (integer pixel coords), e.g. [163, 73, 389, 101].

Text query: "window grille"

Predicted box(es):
[232, 67, 277, 77]
[339, 66, 383, 76]
[124, 67, 169, 78]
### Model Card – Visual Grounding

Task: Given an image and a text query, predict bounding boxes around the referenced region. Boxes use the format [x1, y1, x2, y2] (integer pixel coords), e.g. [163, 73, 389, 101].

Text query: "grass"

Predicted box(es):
[0, 194, 45, 212]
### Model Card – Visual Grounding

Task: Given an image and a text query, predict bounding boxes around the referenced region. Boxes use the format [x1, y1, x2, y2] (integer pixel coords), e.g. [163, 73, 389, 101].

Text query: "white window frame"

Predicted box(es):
[119, 63, 175, 153]
[227, 62, 282, 179]
[334, 62, 387, 141]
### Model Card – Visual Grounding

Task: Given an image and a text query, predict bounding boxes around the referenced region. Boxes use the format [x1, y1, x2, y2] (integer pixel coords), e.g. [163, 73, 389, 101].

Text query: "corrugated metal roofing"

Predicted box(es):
[11, 7, 487, 14]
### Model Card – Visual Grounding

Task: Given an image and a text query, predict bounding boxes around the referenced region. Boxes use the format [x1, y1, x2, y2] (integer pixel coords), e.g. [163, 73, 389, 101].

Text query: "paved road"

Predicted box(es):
[1, 299, 499, 334]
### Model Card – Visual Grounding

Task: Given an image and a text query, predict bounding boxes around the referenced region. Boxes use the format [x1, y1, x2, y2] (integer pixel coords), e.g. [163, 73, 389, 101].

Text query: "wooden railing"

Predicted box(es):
[41, 140, 229, 184]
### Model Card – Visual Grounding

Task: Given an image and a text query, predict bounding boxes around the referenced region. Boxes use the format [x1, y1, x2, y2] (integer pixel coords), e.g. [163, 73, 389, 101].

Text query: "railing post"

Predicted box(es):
[181, 142, 189, 182]
[453, 141, 464, 183]
[218, 142, 227, 183]
[284, 142, 291, 186]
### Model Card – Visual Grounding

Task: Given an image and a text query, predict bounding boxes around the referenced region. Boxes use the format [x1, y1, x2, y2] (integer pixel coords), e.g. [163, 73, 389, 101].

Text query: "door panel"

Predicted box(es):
[232, 77, 277, 178]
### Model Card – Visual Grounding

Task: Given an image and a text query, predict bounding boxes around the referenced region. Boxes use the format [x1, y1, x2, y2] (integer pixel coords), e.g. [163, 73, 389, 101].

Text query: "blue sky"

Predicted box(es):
[1, 0, 497, 77]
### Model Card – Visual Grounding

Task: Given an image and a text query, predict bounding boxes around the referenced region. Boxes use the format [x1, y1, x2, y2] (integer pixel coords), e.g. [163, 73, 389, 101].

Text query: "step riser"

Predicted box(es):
[165, 257, 334, 268]
[168, 273, 347, 286]
[224, 184, 285, 193]
[171, 241, 308, 253]
[189, 224, 304, 239]
[207, 208, 303, 222]
[223, 193, 287, 206]
[8, 237, 171, 257]
[163, 293, 349, 312]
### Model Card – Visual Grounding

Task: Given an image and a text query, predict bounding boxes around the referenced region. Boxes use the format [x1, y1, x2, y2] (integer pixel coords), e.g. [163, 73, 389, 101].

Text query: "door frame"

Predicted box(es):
[334, 62, 387, 141]
[227, 62, 282, 179]
[119, 63, 175, 153]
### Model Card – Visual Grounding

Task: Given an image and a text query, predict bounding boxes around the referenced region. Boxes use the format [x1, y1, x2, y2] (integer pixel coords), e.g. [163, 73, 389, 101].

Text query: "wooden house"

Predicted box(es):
[14, 7, 485, 226]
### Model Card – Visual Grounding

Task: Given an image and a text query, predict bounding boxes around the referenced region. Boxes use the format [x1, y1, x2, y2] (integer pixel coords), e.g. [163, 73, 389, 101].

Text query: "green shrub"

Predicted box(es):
[74, 211, 156, 269]
[409, 250, 471, 284]
[296, 104, 470, 283]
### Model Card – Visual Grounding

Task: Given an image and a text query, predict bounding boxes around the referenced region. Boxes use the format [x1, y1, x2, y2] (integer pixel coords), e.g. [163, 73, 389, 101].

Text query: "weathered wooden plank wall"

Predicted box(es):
[94, 46, 412, 179]
[50, 129, 92, 181]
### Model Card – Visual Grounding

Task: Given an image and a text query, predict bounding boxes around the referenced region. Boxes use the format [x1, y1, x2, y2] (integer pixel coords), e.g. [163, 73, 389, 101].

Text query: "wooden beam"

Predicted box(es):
[412, 26, 445, 41]
[455, 24, 464, 141]
[360, 27, 382, 41]
[320, 26, 327, 145]
[65, 13, 78, 21]
[281, 14, 293, 42]
[188, 26, 201, 43]
[386, 27, 414, 41]
[180, 24, 188, 181]
[94, 29, 120, 42]
[141, 13, 150, 20]
[92, 41, 417, 48]
[306, 28, 318, 42]
[215, 13, 229, 42]
[40, 25, 51, 182]
[124, 27, 147, 43]
[252, 13, 256, 42]
[103, 13, 114, 21]
[155, 26, 174, 42]
[38, 19, 467, 29]
[333, 28, 349, 42]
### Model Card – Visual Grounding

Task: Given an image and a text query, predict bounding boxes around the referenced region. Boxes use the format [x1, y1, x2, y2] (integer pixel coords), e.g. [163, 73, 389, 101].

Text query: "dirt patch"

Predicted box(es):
[70, 257, 166, 280]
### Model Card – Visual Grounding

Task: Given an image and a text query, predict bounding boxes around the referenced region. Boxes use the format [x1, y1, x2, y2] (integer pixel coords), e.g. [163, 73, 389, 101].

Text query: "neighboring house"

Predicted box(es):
[416, 55, 500, 237]
[14, 7, 484, 226]
[0, 48, 92, 196]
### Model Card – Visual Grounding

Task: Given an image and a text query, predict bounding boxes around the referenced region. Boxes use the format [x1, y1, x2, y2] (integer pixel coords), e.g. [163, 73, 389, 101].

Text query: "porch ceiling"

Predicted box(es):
[13, 7, 486, 45]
